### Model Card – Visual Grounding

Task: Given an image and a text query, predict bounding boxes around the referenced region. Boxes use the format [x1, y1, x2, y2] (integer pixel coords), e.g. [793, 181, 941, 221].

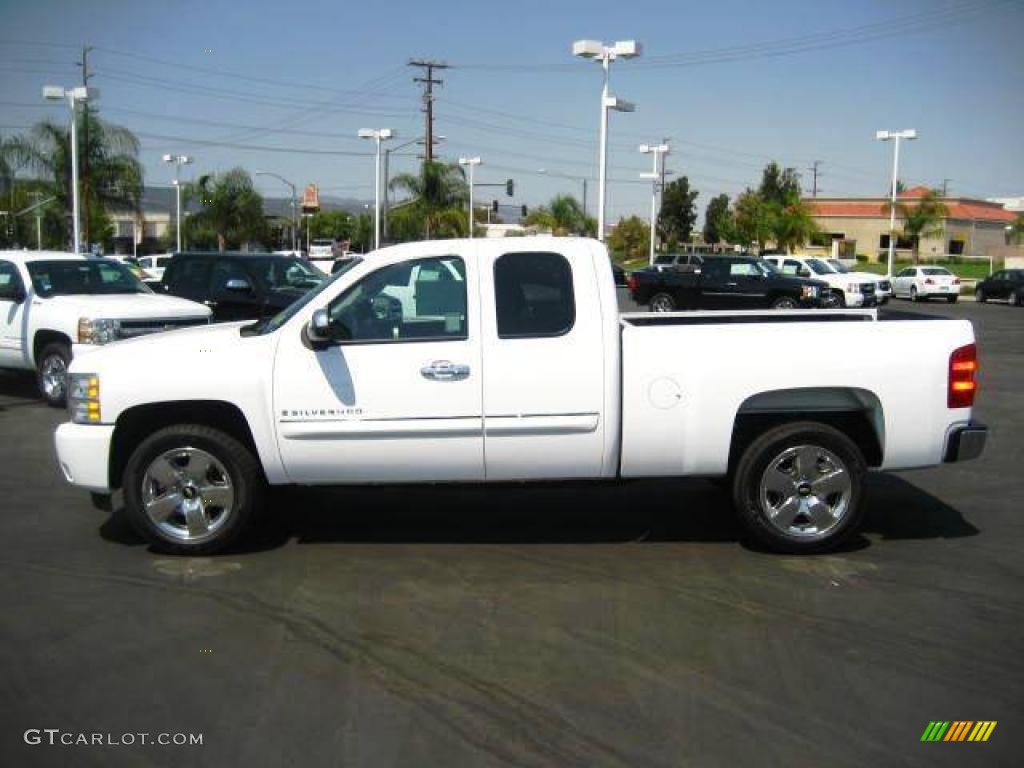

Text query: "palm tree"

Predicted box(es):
[189, 168, 267, 251]
[884, 188, 948, 263]
[772, 195, 819, 253]
[388, 161, 468, 240]
[524, 194, 593, 236]
[21, 112, 142, 247]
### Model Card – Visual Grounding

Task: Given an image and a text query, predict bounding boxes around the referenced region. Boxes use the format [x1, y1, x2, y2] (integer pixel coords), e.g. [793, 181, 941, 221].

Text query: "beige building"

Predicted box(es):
[804, 186, 1017, 262]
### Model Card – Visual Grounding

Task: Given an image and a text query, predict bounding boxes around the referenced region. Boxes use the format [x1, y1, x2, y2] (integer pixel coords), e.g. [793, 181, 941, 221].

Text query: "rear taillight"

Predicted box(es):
[925, 278, 935, 285]
[627, 274, 639, 293]
[948, 343, 978, 408]
[953, 278, 961, 285]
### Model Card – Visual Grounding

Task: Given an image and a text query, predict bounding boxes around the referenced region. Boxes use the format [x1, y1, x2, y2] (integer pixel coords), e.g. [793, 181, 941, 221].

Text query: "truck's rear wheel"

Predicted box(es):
[36, 341, 70, 407]
[771, 296, 798, 310]
[732, 422, 866, 553]
[649, 292, 676, 312]
[122, 424, 264, 555]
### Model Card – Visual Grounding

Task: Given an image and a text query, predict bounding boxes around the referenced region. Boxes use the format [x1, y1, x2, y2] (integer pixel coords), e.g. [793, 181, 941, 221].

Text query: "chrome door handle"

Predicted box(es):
[725, 281, 739, 287]
[421, 360, 470, 381]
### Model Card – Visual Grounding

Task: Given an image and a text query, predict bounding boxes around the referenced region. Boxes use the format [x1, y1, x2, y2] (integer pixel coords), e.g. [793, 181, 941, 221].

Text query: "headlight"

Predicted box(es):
[847, 283, 859, 293]
[78, 318, 120, 345]
[68, 373, 101, 424]
[801, 285, 818, 298]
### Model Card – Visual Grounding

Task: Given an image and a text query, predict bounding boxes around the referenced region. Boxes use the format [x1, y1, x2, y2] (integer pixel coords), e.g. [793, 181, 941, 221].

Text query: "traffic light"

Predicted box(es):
[492, 200, 499, 213]
[506, 179, 514, 197]
[521, 205, 528, 217]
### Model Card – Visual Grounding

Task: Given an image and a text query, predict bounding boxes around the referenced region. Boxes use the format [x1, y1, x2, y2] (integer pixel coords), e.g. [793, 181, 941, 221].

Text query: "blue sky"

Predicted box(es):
[1, 0, 1021, 222]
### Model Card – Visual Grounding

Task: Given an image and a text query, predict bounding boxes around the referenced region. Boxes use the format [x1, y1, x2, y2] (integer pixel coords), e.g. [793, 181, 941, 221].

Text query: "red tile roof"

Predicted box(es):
[806, 193, 1016, 224]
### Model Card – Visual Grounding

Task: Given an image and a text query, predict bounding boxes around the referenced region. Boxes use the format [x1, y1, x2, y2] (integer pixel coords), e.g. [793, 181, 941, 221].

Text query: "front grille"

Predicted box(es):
[117, 317, 209, 339]
[860, 283, 876, 295]
[878, 280, 891, 292]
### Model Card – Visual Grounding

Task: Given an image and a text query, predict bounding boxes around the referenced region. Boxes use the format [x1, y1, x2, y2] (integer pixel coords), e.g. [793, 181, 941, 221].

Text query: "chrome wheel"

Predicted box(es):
[772, 297, 798, 309]
[650, 293, 675, 312]
[758, 444, 852, 540]
[40, 354, 68, 401]
[141, 447, 235, 543]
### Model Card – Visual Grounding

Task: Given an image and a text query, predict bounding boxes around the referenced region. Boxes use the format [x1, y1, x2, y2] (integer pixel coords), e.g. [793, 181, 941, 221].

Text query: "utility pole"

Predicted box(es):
[77, 45, 93, 247]
[809, 160, 821, 198]
[408, 59, 448, 166]
[941, 178, 952, 197]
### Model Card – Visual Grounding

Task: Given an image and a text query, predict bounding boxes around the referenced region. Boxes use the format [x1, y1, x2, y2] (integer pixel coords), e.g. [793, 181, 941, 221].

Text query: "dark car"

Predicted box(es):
[974, 269, 1024, 306]
[628, 254, 829, 311]
[160, 251, 326, 322]
[611, 262, 627, 286]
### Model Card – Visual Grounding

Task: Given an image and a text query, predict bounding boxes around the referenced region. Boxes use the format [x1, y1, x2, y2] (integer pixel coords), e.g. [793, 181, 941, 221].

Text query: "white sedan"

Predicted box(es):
[892, 266, 961, 303]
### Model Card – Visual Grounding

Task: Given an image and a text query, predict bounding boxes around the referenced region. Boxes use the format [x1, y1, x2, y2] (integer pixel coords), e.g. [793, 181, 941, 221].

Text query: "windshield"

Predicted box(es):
[252, 258, 361, 335]
[827, 259, 851, 273]
[254, 257, 326, 291]
[805, 258, 835, 275]
[28, 259, 152, 297]
[922, 267, 952, 276]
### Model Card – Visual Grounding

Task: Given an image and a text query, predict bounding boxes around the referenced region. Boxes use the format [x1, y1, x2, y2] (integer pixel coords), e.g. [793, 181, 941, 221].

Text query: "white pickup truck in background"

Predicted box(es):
[0, 251, 211, 406]
[764, 255, 889, 307]
[54, 237, 987, 555]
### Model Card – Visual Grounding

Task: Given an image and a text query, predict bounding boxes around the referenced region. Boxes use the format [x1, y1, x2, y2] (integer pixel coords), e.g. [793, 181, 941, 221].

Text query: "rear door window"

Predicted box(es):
[169, 259, 211, 296]
[494, 252, 574, 339]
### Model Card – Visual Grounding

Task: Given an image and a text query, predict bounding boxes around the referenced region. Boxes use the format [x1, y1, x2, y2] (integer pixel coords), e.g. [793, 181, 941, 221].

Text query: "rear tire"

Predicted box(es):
[975, 286, 986, 303]
[910, 286, 920, 302]
[731, 421, 866, 554]
[36, 342, 71, 407]
[771, 295, 799, 310]
[122, 424, 264, 555]
[649, 292, 677, 313]
[1009, 289, 1021, 307]
[946, 295, 958, 304]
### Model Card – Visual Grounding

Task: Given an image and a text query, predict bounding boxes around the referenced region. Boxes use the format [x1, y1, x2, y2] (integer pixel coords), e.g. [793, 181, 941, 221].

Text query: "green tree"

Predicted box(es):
[309, 210, 354, 241]
[885, 188, 949, 262]
[657, 176, 698, 248]
[1009, 213, 1024, 245]
[388, 160, 468, 240]
[21, 112, 142, 249]
[189, 168, 267, 251]
[523, 194, 593, 235]
[758, 161, 801, 206]
[703, 193, 734, 244]
[733, 189, 773, 249]
[607, 215, 650, 261]
[772, 195, 819, 253]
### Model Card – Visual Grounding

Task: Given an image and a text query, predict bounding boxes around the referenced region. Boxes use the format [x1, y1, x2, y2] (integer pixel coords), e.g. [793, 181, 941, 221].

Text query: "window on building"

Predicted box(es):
[115, 220, 134, 238]
[948, 239, 965, 255]
[143, 222, 159, 239]
[879, 234, 915, 250]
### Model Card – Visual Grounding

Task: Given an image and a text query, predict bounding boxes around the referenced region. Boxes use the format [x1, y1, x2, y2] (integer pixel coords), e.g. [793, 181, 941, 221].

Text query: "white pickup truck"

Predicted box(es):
[54, 237, 987, 555]
[0, 251, 211, 405]
[763, 255, 888, 307]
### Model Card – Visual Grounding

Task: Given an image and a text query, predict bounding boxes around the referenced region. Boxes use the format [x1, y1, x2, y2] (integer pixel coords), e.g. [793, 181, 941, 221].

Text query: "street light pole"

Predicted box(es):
[458, 157, 482, 238]
[44, 85, 97, 253]
[573, 39, 641, 243]
[255, 171, 298, 253]
[876, 129, 917, 278]
[359, 128, 394, 250]
[162, 154, 193, 253]
[639, 143, 670, 265]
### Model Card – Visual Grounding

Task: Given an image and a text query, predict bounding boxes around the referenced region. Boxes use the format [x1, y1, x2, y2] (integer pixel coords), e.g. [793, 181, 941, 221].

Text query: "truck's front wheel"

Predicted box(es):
[732, 422, 866, 553]
[649, 292, 676, 312]
[122, 425, 264, 555]
[37, 342, 70, 407]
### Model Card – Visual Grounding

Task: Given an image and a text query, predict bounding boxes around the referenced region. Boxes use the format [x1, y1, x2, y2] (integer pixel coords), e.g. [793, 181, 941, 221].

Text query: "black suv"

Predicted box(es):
[160, 252, 326, 322]
[975, 269, 1024, 306]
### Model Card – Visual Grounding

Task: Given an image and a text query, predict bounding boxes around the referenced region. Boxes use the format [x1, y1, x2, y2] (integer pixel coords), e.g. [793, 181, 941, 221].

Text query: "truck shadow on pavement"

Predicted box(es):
[0, 371, 39, 409]
[99, 473, 978, 554]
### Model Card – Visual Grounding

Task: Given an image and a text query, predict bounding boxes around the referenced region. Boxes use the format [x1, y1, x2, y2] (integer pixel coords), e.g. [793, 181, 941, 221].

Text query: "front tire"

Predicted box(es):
[649, 292, 677, 313]
[122, 424, 264, 555]
[910, 286, 920, 302]
[1009, 288, 1021, 307]
[946, 295, 958, 304]
[771, 295, 798, 310]
[975, 286, 986, 303]
[36, 342, 71, 407]
[731, 422, 866, 554]
[822, 291, 844, 308]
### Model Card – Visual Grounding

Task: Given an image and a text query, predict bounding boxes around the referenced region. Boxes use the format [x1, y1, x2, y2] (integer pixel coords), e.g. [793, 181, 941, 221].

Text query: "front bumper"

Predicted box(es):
[944, 423, 988, 463]
[54, 422, 115, 493]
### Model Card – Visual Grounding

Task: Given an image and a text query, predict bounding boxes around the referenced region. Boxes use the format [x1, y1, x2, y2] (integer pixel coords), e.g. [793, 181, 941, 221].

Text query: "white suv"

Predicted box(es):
[0, 251, 211, 405]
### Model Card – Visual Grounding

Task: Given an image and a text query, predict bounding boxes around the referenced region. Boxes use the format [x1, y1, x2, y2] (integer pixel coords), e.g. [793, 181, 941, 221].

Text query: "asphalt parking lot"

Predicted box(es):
[1, 297, 1021, 767]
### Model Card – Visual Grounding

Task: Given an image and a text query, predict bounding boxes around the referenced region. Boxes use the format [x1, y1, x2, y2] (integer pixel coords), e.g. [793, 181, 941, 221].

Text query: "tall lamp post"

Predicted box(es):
[639, 143, 670, 264]
[876, 129, 916, 278]
[43, 84, 97, 254]
[458, 156, 482, 238]
[255, 170, 298, 253]
[572, 39, 640, 242]
[358, 128, 394, 250]
[162, 154, 193, 253]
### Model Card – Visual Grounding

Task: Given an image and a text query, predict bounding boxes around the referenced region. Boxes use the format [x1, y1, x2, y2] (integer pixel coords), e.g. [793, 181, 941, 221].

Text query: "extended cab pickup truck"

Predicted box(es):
[629, 254, 830, 311]
[54, 237, 987, 555]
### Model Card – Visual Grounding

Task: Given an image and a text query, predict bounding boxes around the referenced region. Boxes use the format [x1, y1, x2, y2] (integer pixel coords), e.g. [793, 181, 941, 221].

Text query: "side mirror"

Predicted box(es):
[307, 308, 331, 341]
[798, 269, 811, 278]
[225, 277, 252, 293]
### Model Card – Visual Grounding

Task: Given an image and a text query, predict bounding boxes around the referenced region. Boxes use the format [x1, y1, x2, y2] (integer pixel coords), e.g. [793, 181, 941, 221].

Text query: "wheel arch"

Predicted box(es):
[728, 386, 884, 471]
[32, 330, 73, 367]
[109, 400, 262, 490]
